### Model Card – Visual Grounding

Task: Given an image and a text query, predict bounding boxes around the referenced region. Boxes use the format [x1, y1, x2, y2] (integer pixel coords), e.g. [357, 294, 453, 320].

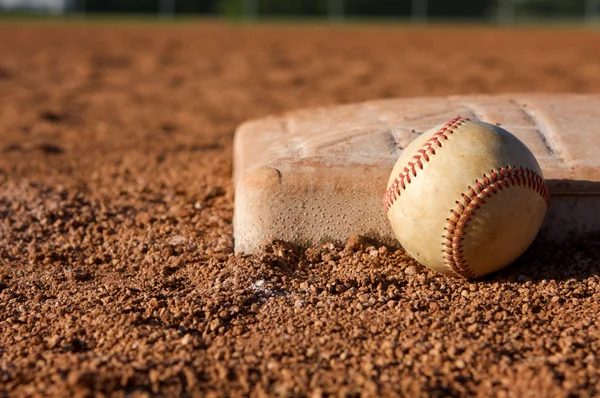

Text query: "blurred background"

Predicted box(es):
[1, 0, 599, 25]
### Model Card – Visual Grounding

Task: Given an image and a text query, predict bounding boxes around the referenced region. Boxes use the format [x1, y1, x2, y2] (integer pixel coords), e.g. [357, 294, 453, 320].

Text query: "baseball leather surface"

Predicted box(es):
[383, 117, 550, 279]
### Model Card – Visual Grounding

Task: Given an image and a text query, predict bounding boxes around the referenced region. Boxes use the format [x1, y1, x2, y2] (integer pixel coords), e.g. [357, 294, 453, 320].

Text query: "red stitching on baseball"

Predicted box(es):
[383, 116, 468, 212]
[442, 165, 550, 279]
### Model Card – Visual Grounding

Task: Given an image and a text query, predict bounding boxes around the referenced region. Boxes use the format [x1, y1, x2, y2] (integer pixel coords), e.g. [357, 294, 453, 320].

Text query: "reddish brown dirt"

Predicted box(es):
[1, 22, 600, 397]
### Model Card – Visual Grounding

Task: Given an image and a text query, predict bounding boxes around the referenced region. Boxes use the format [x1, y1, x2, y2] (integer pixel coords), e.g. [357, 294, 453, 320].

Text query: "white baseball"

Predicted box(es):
[383, 117, 549, 279]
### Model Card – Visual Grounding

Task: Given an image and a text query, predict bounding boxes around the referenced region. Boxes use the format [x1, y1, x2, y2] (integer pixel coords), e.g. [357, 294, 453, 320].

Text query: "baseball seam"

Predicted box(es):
[443, 165, 550, 279]
[383, 116, 550, 279]
[382, 116, 468, 212]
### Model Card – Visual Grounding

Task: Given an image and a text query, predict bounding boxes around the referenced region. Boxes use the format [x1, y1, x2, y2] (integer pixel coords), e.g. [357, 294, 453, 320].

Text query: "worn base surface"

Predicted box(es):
[234, 94, 600, 254]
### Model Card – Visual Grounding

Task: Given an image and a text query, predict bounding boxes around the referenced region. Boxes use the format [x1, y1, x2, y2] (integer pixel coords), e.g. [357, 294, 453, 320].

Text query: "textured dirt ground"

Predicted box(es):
[1, 22, 600, 397]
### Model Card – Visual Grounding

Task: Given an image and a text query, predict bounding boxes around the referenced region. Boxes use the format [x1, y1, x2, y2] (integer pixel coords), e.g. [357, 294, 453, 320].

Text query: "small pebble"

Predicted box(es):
[405, 266, 417, 276]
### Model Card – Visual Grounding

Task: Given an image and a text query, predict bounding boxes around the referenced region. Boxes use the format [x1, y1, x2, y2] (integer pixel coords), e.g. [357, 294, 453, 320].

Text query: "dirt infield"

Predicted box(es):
[1, 22, 600, 397]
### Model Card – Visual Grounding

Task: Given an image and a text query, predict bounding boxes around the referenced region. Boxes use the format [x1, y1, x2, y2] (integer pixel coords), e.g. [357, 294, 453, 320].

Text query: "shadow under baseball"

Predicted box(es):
[489, 232, 600, 282]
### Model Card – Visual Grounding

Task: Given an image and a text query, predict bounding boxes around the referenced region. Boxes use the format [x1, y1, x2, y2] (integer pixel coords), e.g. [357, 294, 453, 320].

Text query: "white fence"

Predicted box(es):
[0, 0, 69, 13]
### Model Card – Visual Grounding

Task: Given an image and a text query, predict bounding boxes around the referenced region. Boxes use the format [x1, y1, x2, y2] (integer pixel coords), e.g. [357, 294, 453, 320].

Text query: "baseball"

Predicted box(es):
[383, 117, 550, 279]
